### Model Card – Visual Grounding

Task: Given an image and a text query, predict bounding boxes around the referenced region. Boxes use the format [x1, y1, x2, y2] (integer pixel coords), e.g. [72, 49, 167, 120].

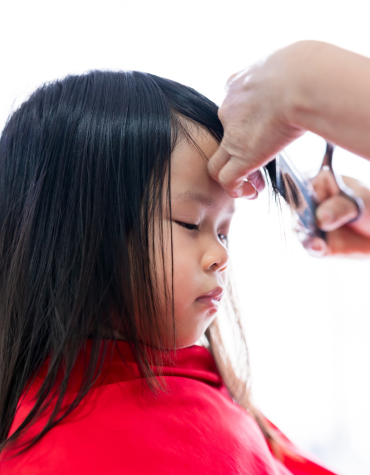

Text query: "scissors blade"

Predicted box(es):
[275, 151, 325, 240]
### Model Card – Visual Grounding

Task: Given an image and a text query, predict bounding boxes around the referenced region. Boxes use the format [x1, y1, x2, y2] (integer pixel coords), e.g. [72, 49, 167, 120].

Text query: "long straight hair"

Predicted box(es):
[0, 70, 283, 458]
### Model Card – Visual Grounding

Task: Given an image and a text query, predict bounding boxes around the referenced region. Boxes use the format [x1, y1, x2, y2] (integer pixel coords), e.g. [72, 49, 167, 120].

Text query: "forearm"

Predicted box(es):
[285, 41, 370, 160]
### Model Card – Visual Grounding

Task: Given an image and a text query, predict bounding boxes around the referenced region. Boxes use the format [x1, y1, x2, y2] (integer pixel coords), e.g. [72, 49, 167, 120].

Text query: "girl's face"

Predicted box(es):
[157, 128, 235, 349]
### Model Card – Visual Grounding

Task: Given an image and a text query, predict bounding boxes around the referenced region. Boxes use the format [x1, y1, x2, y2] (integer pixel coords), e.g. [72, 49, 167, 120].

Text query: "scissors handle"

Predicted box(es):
[320, 142, 364, 224]
[321, 142, 334, 171]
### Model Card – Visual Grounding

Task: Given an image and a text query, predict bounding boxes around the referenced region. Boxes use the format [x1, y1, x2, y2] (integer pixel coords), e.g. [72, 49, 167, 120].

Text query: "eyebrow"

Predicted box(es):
[171, 190, 235, 214]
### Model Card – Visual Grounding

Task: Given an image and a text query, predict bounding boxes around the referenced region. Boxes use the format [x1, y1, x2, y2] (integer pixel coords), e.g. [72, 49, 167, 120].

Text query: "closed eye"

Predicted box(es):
[176, 221, 228, 244]
[175, 221, 199, 231]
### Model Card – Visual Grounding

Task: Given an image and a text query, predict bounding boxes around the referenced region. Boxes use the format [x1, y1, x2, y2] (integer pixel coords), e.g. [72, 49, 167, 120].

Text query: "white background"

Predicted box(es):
[1, 1, 370, 474]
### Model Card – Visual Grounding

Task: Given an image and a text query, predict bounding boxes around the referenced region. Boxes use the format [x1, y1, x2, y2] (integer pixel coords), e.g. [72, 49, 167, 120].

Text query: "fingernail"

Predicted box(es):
[230, 187, 243, 198]
[316, 208, 334, 226]
[247, 171, 265, 193]
[307, 239, 327, 257]
[310, 241, 325, 252]
[247, 187, 259, 200]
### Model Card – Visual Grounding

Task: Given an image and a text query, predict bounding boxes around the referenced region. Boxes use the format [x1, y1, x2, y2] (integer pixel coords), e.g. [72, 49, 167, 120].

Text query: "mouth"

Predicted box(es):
[195, 286, 224, 308]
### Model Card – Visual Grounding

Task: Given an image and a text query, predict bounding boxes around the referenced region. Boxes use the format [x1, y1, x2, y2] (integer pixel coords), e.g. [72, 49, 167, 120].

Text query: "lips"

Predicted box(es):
[196, 286, 224, 307]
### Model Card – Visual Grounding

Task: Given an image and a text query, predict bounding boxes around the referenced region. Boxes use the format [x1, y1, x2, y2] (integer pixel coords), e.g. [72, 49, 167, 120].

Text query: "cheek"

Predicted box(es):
[153, 223, 197, 304]
[171, 229, 197, 301]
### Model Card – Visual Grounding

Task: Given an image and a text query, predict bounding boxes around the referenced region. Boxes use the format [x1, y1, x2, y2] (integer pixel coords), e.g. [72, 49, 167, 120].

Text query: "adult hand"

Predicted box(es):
[297, 171, 370, 258]
[207, 42, 310, 198]
[208, 40, 370, 199]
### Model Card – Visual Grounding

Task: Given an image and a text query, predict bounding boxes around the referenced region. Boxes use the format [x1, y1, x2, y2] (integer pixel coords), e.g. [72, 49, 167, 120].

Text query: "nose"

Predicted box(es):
[200, 238, 229, 273]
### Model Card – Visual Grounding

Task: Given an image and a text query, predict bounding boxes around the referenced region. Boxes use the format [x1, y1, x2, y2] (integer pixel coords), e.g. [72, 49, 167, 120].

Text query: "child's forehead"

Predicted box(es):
[171, 129, 218, 175]
[170, 130, 234, 213]
[171, 189, 235, 215]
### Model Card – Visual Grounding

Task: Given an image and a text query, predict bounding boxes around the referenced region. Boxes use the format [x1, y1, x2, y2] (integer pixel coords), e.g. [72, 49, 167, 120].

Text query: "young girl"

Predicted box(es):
[0, 71, 336, 474]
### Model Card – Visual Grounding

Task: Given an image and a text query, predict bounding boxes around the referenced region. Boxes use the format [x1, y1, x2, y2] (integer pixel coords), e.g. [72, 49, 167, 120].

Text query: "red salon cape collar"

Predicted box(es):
[1, 340, 337, 475]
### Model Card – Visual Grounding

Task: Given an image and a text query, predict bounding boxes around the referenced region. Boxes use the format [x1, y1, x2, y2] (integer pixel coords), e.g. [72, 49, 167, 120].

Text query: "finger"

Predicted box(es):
[316, 195, 358, 231]
[246, 170, 266, 193]
[217, 156, 252, 198]
[311, 170, 340, 202]
[327, 226, 370, 256]
[207, 144, 231, 181]
[240, 181, 258, 200]
[296, 233, 329, 258]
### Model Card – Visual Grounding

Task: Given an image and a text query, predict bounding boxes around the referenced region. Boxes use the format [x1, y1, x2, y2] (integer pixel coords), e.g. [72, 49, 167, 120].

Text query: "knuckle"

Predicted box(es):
[227, 72, 237, 84]
[226, 70, 241, 87]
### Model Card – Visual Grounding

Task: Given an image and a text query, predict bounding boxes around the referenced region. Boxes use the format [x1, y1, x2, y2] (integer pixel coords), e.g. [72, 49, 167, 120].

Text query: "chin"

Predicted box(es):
[176, 321, 216, 349]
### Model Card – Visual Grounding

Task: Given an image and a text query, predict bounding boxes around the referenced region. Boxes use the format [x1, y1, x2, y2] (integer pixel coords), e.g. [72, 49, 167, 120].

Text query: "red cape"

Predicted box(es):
[0, 340, 337, 474]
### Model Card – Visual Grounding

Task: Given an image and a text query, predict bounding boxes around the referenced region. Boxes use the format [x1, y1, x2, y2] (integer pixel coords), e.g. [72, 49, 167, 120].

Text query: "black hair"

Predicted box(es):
[0, 70, 279, 458]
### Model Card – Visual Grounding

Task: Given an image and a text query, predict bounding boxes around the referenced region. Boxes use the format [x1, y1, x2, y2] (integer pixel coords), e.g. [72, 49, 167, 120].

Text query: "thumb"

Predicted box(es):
[207, 143, 231, 182]
[316, 195, 358, 232]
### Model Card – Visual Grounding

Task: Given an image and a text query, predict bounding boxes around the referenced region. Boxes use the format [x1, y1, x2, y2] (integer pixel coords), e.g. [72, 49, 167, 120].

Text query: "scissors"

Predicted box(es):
[274, 142, 365, 241]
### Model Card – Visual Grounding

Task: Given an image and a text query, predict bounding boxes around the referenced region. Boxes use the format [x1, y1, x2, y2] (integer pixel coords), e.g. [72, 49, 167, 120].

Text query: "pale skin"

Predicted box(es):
[111, 129, 235, 348]
[157, 130, 234, 348]
[114, 128, 369, 349]
[207, 40, 370, 257]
